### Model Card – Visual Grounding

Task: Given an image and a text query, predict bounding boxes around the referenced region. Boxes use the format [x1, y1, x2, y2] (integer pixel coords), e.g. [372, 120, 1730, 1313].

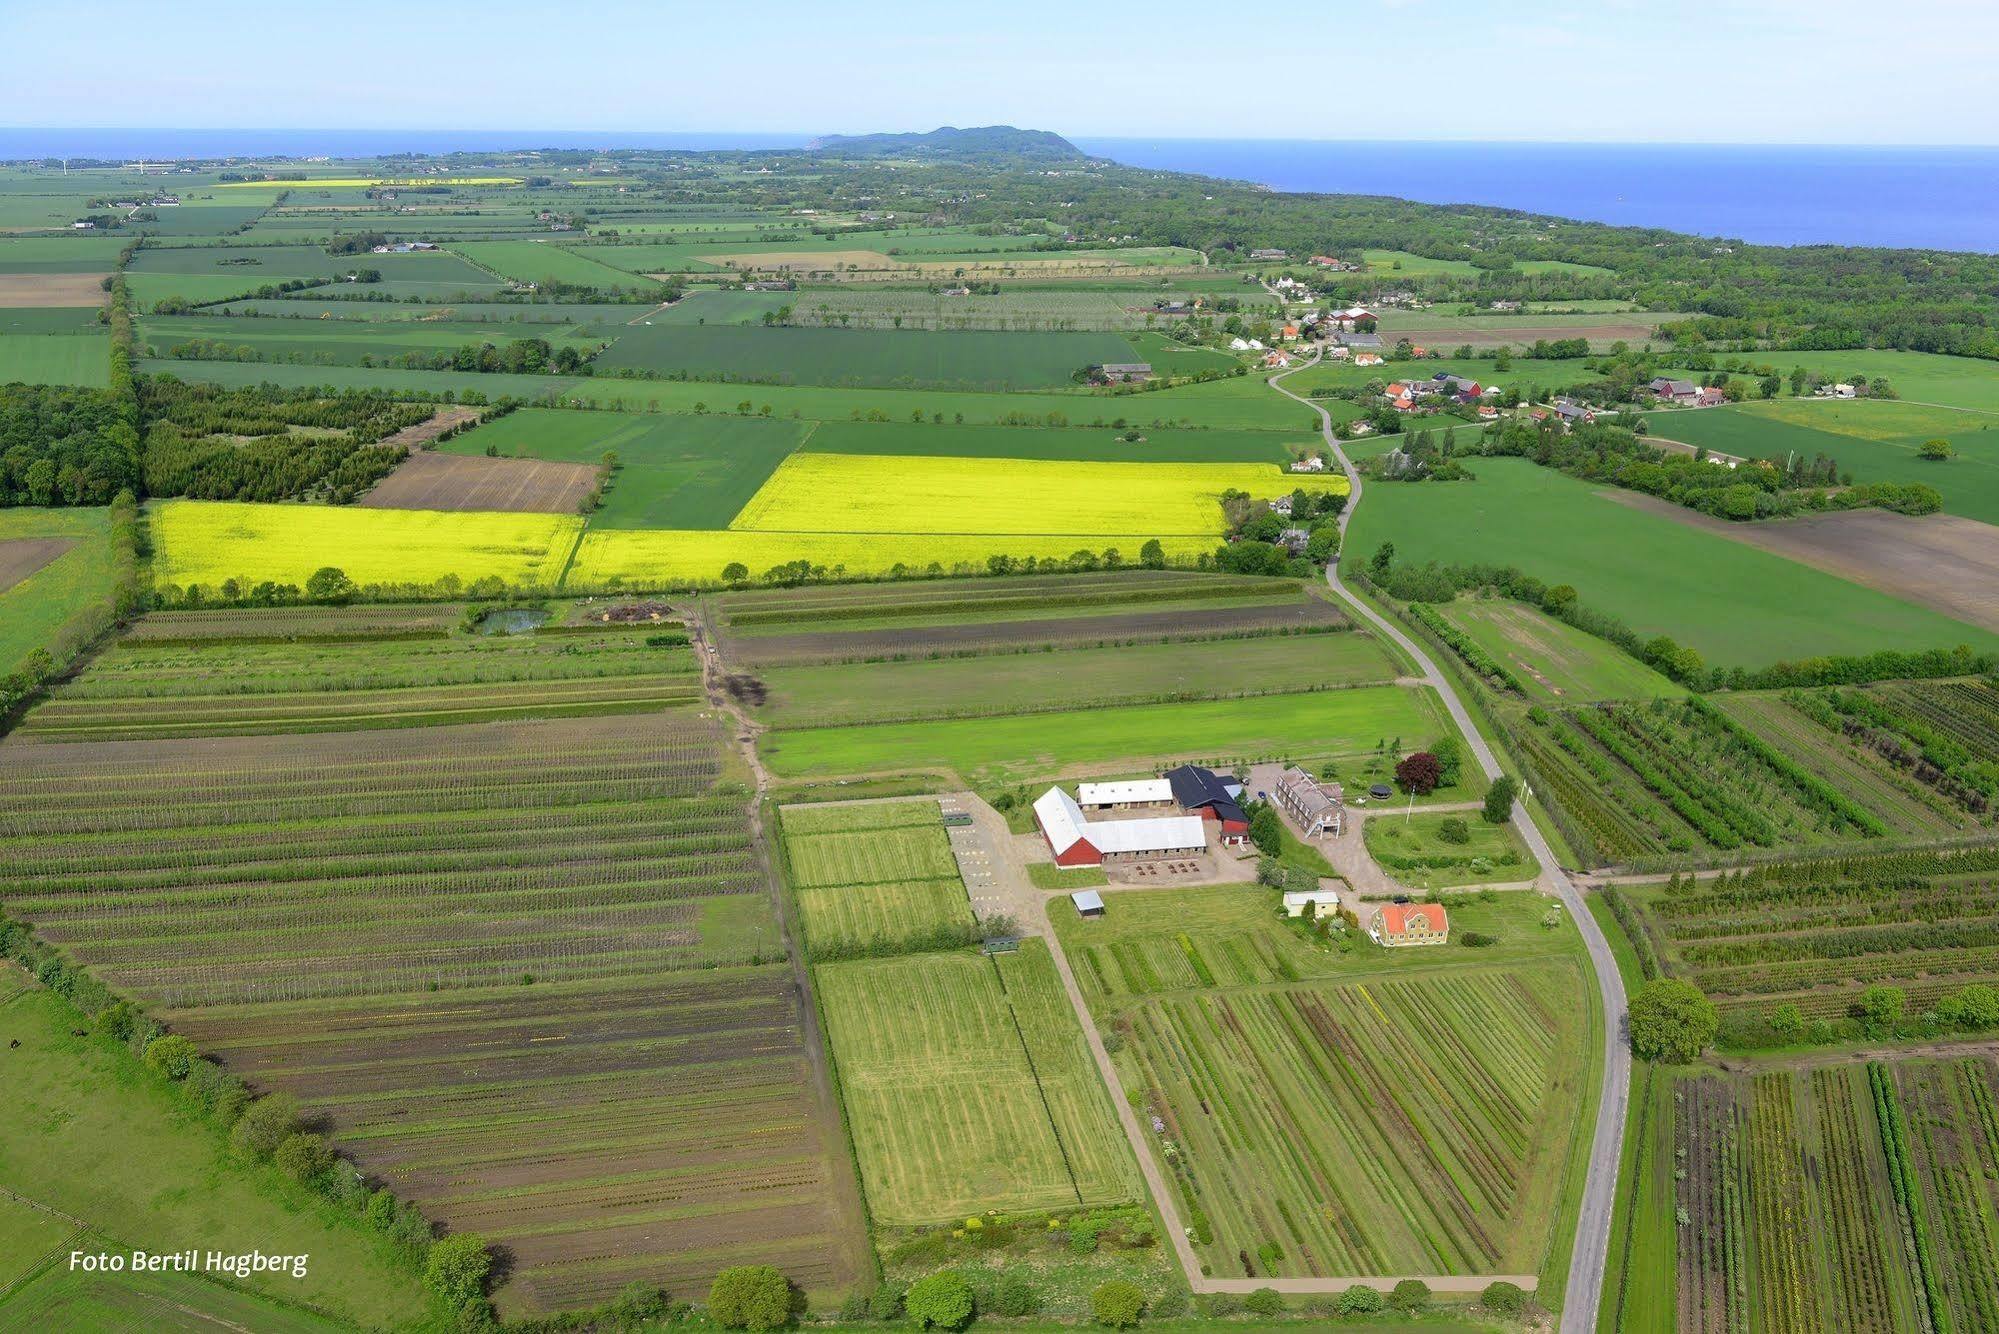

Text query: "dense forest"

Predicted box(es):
[0, 385, 140, 506]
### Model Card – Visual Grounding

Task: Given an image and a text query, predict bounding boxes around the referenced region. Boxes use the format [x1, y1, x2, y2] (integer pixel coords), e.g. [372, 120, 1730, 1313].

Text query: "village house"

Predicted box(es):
[1353, 352, 1385, 368]
[1489, 299, 1522, 312]
[1249, 247, 1288, 261]
[1818, 382, 1857, 398]
[1552, 396, 1596, 425]
[1276, 765, 1344, 837]
[1264, 349, 1292, 368]
[1290, 454, 1328, 472]
[1283, 888, 1342, 918]
[1325, 345, 1351, 360]
[1645, 377, 1701, 405]
[1369, 902, 1450, 946]
[1277, 526, 1312, 555]
[1268, 495, 1294, 517]
[1100, 362, 1153, 382]
[1696, 386, 1727, 406]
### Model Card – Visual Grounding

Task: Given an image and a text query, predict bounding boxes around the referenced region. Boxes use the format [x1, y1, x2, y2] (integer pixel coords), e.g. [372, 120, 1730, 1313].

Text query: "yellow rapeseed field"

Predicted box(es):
[152, 501, 582, 590]
[727, 454, 1347, 537]
[569, 530, 1213, 586]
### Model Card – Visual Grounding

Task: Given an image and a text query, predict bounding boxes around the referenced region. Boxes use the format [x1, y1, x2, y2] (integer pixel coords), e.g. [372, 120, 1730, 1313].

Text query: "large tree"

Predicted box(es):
[1628, 978, 1718, 1063]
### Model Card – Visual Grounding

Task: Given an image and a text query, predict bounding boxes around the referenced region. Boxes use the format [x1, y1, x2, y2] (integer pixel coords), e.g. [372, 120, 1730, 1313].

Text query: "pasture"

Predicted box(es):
[759, 686, 1447, 784]
[150, 499, 583, 591]
[1608, 1057, 1999, 1334]
[1345, 457, 1999, 666]
[440, 408, 808, 527]
[127, 244, 500, 288]
[1435, 598, 1685, 702]
[0, 622, 870, 1313]
[136, 313, 604, 369]
[1053, 887, 1593, 1282]
[591, 324, 1143, 391]
[0, 986, 432, 1329]
[815, 945, 1137, 1225]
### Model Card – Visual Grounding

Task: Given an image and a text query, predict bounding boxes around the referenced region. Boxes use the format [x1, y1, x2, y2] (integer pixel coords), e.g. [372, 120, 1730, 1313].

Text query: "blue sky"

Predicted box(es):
[3, 0, 1994, 144]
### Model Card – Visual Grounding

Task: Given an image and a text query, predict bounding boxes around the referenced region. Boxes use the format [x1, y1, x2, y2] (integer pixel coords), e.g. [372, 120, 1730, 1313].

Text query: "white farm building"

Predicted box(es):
[1034, 786, 1206, 868]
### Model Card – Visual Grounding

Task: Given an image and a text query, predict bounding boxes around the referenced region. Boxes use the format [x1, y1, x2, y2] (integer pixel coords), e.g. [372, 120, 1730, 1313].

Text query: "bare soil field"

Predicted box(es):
[358, 449, 599, 513]
[379, 405, 481, 448]
[1603, 492, 1999, 633]
[728, 597, 1349, 665]
[0, 537, 73, 593]
[0, 273, 108, 307]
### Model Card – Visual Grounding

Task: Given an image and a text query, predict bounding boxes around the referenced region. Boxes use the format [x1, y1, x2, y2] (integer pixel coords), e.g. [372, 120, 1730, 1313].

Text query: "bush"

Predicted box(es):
[230, 1091, 302, 1159]
[1460, 931, 1498, 948]
[1245, 1286, 1283, 1315]
[1391, 1278, 1432, 1311]
[1090, 1280, 1147, 1328]
[1483, 774, 1518, 823]
[1337, 1284, 1385, 1314]
[708, 1266, 794, 1332]
[142, 1034, 198, 1080]
[992, 1275, 1039, 1318]
[273, 1131, 334, 1183]
[906, 1272, 975, 1330]
[423, 1234, 492, 1306]
[867, 1283, 905, 1321]
[1482, 1279, 1528, 1314]
[1436, 816, 1471, 845]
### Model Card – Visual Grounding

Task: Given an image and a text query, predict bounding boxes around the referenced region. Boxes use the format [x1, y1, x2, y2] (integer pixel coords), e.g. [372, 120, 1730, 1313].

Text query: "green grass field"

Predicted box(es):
[452, 240, 668, 290]
[0, 332, 107, 386]
[761, 686, 1446, 784]
[815, 945, 1137, 1225]
[0, 235, 128, 272]
[1346, 457, 1999, 667]
[800, 419, 1303, 463]
[137, 314, 601, 370]
[128, 244, 499, 287]
[760, 633, 1399, 727]
[131, 357, 1315, 429]
[0, 984, 433, 1329]
[0, 508, 116, 676]
[592, 324, 1141, 391]
[781, 800, 975, 956]
[1642, 399, 1999, 526]
[1361, 809, 1535, 889]
[441, 407, 809, 527]
[1437, 598, 1686, 702]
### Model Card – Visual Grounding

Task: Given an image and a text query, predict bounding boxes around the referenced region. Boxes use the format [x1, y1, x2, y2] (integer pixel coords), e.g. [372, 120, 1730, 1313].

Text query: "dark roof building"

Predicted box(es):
[1165, 764, 1249, 841]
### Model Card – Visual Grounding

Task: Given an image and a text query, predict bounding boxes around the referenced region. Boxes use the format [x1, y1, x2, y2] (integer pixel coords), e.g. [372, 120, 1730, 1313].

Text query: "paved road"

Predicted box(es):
[1269, 355, 1631, 1333]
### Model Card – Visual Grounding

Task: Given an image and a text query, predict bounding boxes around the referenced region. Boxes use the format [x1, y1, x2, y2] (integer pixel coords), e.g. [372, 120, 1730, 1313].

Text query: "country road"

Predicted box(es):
[1268, 354, 1632, 1334]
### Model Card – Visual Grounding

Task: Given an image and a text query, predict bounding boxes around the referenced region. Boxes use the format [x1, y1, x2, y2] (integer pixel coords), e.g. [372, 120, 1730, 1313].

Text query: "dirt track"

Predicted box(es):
[0, 537, 75, 593]
[358, 450, 599, 513]
[1601, 492, 1999, 634]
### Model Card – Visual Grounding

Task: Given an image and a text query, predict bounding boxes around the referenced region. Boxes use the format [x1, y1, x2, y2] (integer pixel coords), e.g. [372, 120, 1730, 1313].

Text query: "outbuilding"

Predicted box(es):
[1071, 890, 1106, 919]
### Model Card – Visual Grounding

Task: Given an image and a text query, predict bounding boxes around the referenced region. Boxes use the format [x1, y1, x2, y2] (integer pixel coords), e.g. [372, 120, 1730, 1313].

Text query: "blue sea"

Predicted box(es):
[4, 129, 1993, 253]
[1073, 139, 1999, 253]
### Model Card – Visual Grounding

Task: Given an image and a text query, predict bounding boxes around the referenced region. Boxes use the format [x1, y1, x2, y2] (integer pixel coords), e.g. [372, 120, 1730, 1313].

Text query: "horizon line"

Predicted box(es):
[2, 127, 1998, 153]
